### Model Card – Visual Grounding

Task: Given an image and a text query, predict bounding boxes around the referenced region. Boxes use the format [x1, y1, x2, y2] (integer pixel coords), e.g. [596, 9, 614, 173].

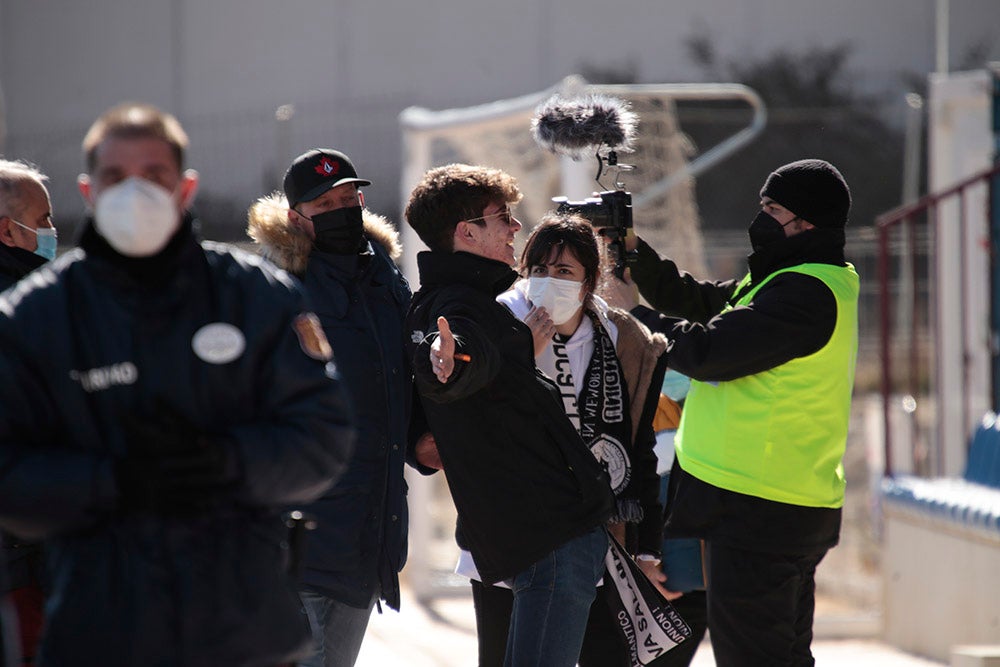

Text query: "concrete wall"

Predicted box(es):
[1, 0, 999, 231]
[5, 0, 1000, 125]
[882, 507, 1000, 662]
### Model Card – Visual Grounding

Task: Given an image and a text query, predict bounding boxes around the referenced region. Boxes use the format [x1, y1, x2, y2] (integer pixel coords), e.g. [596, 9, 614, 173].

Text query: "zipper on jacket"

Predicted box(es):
[356, 273, 401, 596]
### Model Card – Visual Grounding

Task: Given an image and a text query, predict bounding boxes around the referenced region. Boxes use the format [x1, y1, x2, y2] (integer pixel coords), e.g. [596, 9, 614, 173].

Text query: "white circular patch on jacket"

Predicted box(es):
[192, 323, 246, 364]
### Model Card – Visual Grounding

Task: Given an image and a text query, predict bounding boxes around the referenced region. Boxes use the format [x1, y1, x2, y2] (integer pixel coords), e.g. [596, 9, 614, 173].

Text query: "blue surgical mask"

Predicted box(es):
[661, 369, 691, 402]
[34, 229, 58, 261]
[10, 218, 58, 261]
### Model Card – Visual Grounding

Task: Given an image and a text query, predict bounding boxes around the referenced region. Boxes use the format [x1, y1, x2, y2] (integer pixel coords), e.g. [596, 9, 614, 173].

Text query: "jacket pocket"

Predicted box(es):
[311, 280, 350, 320]
[301, 485, 371, 572]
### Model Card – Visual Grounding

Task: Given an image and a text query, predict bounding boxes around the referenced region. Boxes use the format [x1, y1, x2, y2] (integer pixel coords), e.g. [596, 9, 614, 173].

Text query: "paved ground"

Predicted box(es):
[355, 585, 946, 667]
[356, 397, 956, 666]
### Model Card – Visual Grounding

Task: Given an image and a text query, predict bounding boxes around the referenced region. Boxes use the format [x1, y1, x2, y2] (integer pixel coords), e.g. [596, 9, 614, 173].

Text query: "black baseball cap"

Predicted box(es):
[283, 149, 372, 207]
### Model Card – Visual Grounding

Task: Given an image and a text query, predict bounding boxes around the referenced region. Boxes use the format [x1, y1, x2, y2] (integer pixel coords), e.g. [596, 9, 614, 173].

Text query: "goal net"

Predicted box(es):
[398, 75, 765, 601]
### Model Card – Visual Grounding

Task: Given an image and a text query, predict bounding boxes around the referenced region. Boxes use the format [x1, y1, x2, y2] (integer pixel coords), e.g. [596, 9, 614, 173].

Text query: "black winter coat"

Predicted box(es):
[0, 244, 45, 292]
[0, 242, 47, 598]
[405, 251, 614, 584]
[299, 246, 410, 609]
[0, 220, 355, 666]
[630, 228, 847, 554]
[247, 203, 412, 610]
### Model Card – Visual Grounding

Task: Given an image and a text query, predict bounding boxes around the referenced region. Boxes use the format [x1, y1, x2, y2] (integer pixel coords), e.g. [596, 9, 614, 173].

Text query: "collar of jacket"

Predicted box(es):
[747, 227, 846, 283]
[310, 242, 373, 278]
[0, 242, 47, 281]
[79, 213, 203, 289]
[416, 250, 518, 297]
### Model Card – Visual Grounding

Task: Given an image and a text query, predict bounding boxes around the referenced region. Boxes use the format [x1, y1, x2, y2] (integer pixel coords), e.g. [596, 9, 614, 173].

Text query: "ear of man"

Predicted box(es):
[453, 219, 481, 253]
[179, 169, 199, 209]
[77, 174, 94, 208]
[0, 216, 17, 248]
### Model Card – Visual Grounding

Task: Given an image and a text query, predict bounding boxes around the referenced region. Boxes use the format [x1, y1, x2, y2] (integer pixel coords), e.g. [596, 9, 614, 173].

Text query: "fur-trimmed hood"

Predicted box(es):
[246, 192, 402, 277]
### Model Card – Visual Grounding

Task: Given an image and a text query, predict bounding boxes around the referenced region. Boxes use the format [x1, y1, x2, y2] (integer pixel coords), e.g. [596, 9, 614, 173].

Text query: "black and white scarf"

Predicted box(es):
[551, 311, 640, 522]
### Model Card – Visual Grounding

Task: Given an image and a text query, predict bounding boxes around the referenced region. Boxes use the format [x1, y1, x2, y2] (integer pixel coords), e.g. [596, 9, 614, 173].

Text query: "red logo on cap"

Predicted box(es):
[315, 157, 340, 177]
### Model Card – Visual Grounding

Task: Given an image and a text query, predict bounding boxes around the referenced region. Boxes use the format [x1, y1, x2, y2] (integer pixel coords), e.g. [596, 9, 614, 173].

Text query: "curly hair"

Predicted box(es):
[404, 163, 522, 252]
[519, 212, 608, 298]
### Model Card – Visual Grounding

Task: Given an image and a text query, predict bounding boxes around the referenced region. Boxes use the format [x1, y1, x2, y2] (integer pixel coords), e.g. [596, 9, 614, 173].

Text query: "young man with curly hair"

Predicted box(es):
[404, 164, 614, 667]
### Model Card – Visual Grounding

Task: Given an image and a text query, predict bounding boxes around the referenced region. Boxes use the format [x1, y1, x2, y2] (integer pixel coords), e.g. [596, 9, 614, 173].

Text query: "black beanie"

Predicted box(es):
[759, 159, 851, 228]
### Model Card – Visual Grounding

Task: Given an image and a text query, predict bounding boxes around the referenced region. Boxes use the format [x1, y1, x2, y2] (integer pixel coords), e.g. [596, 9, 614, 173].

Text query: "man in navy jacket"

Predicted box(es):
[248, 149, 411, 667]
[0, 103, 355, 667]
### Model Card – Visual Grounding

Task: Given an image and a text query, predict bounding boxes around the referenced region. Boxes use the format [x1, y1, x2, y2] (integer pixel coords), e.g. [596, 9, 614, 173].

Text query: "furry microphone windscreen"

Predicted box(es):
[531, 94, 638, 157]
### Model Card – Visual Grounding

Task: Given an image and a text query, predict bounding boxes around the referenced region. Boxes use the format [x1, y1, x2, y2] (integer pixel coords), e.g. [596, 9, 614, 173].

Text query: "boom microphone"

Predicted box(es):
[531, 94, 638, 157]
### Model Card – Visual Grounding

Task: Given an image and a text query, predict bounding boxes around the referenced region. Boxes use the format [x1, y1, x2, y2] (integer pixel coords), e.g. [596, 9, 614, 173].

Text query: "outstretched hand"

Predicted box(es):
[430, 316, 456, 383]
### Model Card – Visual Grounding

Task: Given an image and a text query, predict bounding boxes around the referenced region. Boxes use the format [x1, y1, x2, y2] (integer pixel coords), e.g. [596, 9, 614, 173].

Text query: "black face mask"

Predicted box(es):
[748, 210, 794, 252]
[310, 205, 365, 255]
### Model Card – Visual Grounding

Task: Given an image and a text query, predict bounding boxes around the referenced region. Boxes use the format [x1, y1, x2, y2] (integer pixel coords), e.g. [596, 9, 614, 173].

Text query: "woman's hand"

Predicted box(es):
[636, 557, 684, 601]
[525, 306, 556, 357]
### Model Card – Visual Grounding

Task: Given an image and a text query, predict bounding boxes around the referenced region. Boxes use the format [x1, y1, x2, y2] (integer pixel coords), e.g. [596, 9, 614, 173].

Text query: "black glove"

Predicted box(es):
[114, 404, 241, 515]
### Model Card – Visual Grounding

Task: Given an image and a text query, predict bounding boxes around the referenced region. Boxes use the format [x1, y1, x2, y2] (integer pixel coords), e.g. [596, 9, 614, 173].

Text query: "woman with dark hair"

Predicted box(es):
[455, 212, 672, 666]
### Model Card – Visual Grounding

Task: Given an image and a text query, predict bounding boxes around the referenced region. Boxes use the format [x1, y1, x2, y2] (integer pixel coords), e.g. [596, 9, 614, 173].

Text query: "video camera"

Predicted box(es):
[532, 94, 638, 278]
[553, 184, 633, 279]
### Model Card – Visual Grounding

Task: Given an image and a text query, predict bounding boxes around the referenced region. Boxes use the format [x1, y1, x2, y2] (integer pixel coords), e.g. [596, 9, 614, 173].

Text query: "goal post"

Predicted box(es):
[398, 75, 766, 602]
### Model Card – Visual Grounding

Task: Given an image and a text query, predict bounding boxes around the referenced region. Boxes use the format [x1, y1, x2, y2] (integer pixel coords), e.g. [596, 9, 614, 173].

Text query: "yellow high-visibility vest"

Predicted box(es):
[676, 263, 859, 508]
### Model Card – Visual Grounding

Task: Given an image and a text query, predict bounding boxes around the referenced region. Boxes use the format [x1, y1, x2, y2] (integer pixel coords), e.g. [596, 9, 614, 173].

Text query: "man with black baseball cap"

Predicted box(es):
[284, 149, 372, 204]
[282, 149, 373, 255]
[248, 149, 413, 667]
[606, 158, 859, 666]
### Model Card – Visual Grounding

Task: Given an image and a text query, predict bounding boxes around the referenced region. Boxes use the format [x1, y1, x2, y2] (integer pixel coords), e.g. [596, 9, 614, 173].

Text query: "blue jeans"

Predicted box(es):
[297, 590, 375, 667]
[504, 526, 608, 667]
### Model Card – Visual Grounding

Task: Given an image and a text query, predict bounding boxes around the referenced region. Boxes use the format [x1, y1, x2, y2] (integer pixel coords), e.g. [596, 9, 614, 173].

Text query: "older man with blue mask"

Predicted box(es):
[0, 159, 57, 291]
[0, 158, 59, 665]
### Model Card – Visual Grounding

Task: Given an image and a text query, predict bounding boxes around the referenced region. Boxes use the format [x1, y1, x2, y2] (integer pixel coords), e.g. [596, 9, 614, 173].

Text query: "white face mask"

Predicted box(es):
[94, 177, 181, 257]
[527, 276, 584, 325]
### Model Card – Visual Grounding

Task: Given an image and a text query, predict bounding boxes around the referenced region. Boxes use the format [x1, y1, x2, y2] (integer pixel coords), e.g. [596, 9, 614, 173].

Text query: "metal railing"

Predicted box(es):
[876, 163, 1000, 477]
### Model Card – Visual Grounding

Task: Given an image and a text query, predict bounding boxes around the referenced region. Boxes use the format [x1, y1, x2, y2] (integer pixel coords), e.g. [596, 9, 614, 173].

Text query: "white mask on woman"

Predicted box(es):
[94, 177, 180, 257]
[527, 276, 584, 325]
